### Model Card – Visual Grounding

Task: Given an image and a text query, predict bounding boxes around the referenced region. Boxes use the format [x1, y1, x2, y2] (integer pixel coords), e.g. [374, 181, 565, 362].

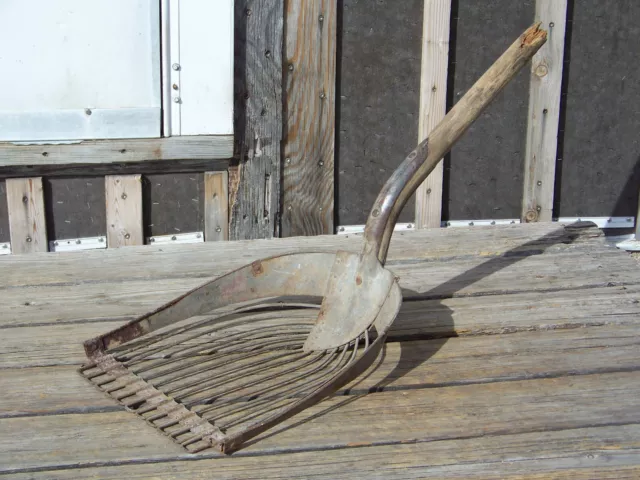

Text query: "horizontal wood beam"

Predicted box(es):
[0, 135, 233, 170]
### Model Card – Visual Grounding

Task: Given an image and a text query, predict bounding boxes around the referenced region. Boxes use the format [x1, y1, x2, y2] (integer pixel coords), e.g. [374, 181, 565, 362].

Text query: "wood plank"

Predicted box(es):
[415, 0, 451, 229]
[2, 371, 640, 472]
[0, 223, 612, 288]
[3, 284, 639, 368]
[229, 0, 283, 240]
[281, 0, 336, 236]
[521, 0, 568, 222]
[6, 177, 47, 253]
[1, 244, 637, 329]
[105, 175, 143, 247]
[3, 324, 639, 416]
[204, 171, 229, 241]
[0, 135, 233, 170]
[7, 425, 640, 478]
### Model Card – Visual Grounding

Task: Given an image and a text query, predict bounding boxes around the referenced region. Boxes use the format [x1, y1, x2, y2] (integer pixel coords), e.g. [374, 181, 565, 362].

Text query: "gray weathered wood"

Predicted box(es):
[105, 175, 143, 247]
[522, 0, 568, 222]
[0, 223, 611, 288]
[6, 177, 47, 253]
[7, 425, 640, 478]
[0, 135, 233, 169]
[2, 371, 640, 472]
[204, 171, 229, 241]
[282, 0, 336, 236]
[415, 0, 451, 229]
[229, 0, 283, 240]
[3, 324, 639, 416]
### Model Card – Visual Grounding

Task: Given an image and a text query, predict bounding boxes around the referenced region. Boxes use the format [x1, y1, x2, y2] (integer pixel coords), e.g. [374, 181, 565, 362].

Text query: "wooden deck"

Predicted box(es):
[2, 222, 640, 478]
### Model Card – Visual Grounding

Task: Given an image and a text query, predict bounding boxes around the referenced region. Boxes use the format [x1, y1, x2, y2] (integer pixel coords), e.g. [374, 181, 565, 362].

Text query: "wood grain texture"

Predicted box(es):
[6, 177, 47, 253]
[2, 372, 640, 472]
[282, 0, 336, 236]
[204, 171, 229, 241]
[105, 175, 143, 247]
[7, 425, 640, 478]
[0, 135, 233, 168]
[229, 0, 283, 240]
[415, 0, 451, 229]
[522, 0, 568, 223]
[3, 324, 640, 416]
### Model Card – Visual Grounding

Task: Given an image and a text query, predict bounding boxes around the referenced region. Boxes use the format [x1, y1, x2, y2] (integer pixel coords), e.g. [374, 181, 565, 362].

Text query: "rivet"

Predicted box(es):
[537, 180, 542, 186]
[216, 226, 222, 233]
[124, 233, 131, 240]
[26, 236, 32, 243]
[174, 97, 181, 103]
[172, 63, 181, 71]
[171, 235, 177, 241]
[121, 193, 127, 200]
[172, 84, 179, 90]
[22, 195, 28, 204]
[85, 108, 92, 115]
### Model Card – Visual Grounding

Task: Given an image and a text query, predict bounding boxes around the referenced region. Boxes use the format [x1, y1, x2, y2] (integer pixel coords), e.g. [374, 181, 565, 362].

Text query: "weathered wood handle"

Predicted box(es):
[363, 22, 548, 264]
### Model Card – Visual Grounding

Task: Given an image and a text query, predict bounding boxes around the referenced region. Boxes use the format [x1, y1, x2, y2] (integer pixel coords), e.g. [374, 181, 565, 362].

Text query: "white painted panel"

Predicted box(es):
[168, 0, 234, 136]
[0, 0, 161, 141]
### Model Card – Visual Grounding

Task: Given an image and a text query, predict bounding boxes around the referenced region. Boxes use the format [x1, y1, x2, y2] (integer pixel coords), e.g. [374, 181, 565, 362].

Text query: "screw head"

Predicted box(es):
[196, 233, 202, 239]
[431, 85, 437, 92]
[407, 224, 413, 229]
[171, 235, 177, 241]
[172, 63, 181, 71]
[121, 193, 127, 200]
[98, 237, 104, 243]
[22, 195, 28, 204]
[319, 14, 324, 22]
[172, 83, 179, 90]
[26, 236, 32, 243]
[549, 21, 555, 27]
[426, 188, 432, 194]
[372, 209, 380, 217]
[124, 233, 131, 240]
[85, 108, 92, 115]
[491, 221, 496, 225]
[536, 206, 542, 212]
[339, 227, 345, 232]
[150, 237, 155, 242]
[288, 64, 294, 72]
[173, 97, 181, 103]
[318, 161, 324, 167]
[543, 108, 548, 114]
[287, 205, 292, 211]
[469, 222, 474, 226]
[54, 241, 59, 246]
[216, 226, 222, 233]
[319, 92, 326, 99]
[76, 239, 81, 244]
[285, 157, 291, 165]
[537, 180, 542, 186]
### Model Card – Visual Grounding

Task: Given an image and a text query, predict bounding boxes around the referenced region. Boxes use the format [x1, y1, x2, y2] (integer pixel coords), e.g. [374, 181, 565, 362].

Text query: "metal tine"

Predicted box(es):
[219, 335, 365, 431]
[196, 345, 348, 418]
[161, 348, 308, 397]
[169, 348, 314, 400]
[220, 343, 360, 430]
[120, 318, 312, 365]
[111, 301, 319, 359]
[141, 337, 306, 386]
[133, 333, 308, 378]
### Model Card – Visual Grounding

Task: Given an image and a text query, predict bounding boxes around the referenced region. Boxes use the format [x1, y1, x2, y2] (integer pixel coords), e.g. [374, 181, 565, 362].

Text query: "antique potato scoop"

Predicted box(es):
[80, 24, 547, 454]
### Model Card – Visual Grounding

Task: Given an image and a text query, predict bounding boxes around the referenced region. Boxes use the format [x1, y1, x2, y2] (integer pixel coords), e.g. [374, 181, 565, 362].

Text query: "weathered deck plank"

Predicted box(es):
[2, 372, 640, 472]
[2, 325, 639, 418]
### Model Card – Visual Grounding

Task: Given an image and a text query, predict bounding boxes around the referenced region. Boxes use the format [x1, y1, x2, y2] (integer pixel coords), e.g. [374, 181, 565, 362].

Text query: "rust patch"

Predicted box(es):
[251, 260, 264, 276]
[355, 275, 362, 286]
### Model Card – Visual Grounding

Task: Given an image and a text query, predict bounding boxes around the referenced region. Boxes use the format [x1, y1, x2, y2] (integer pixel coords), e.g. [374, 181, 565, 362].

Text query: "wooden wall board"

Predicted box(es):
[445, 0, 534, 220]
[143, 173, 204, 238]
[6, 177, 47, 253]
[204, 171, 229, 241]
[558, 0, 640, 217]
[335, 0, 423, 225]
[281, 0, 336, 236]
[105, 175, 143, 247]
[44, 177, 106, 240]
[229, 0, 283, 240]
[0, 180, 8, 242]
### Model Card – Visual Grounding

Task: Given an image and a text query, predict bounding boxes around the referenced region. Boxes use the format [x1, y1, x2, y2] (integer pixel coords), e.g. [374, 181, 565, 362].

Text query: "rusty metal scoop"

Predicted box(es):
[80, 24, 546, 454]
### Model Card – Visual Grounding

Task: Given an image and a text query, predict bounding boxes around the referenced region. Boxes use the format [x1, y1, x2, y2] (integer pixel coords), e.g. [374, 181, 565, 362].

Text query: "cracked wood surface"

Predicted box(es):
[1, 222, 639, 478]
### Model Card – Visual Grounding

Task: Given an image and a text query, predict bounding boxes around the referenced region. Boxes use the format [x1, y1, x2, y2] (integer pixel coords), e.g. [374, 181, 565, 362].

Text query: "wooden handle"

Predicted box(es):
[363, 22, 548, 264]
